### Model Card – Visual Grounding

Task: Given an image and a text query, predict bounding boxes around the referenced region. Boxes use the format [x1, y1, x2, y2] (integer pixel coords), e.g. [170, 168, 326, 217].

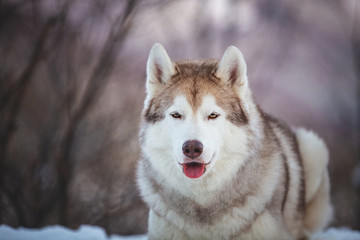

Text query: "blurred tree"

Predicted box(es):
[0, 0, 147, 234]
[350, 0, 360, 229]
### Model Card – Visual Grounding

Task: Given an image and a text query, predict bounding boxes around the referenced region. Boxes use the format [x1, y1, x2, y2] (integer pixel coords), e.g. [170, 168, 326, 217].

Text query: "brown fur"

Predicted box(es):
[145, 60, 248, 126]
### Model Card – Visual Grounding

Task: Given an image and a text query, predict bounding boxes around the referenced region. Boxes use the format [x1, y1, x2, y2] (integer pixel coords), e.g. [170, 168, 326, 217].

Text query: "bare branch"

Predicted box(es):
[55, 0, 139, 225]
[0, 0, 70, 226]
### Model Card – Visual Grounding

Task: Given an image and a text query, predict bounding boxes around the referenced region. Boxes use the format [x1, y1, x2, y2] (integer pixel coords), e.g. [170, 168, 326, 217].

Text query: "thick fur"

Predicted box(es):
[137, 44, 332, 240]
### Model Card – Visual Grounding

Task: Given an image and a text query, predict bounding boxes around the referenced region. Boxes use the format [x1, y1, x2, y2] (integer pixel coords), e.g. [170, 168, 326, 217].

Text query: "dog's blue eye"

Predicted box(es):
[170, 112, 182, 119]
[208, 112, 219, 119]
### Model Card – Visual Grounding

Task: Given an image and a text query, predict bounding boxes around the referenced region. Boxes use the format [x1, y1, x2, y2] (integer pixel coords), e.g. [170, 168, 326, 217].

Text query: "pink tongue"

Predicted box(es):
[183, 162, 205, 178]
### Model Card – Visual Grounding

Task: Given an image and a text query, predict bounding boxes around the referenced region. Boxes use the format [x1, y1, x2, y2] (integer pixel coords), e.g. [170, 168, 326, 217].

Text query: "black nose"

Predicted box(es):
[182, 140, 203, 159]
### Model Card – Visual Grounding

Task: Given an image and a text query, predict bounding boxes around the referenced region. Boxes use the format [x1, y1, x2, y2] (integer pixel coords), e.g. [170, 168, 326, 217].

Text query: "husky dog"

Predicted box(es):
[137, 43, 332, 240]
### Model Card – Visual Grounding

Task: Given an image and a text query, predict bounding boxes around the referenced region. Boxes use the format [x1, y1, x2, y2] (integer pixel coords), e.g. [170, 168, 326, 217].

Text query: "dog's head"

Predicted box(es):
[141, 44, 255, 180]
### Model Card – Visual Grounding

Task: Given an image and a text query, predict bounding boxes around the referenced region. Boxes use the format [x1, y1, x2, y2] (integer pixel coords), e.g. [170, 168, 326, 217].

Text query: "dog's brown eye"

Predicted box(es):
[170, 112, 182, 119]
[208, 112, 219, 119]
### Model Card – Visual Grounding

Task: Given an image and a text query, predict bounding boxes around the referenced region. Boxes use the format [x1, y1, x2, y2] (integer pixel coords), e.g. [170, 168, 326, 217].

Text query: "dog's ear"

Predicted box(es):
[216, 46, 248, 91]
[146, 43, 175, 96]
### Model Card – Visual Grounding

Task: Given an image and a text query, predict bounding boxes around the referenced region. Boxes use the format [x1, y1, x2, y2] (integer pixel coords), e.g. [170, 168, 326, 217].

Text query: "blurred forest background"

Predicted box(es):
[0, 0, 359, 236]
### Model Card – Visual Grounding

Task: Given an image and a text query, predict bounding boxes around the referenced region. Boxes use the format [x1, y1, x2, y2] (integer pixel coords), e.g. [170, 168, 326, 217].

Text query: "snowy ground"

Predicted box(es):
[1, 224, 360, 240]
[0, 225, 146, 240]
[311, 228, 360, 240]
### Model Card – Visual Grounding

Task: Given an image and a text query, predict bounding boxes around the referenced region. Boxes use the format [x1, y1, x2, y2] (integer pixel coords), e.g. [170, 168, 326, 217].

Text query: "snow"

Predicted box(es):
[312, 228, 360, 240]
[0, 225, 146, 240]
[0, 224, 360, 240]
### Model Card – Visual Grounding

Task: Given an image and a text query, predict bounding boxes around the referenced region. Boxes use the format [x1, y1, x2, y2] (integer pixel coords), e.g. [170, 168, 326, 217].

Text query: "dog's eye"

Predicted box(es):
[170, 112, 182, 119]
[208, 112, 219, 120]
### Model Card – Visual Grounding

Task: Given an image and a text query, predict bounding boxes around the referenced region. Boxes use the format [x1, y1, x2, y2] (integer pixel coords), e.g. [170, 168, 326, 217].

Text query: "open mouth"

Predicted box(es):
[178, 154, 214, 179]
[180, 161, 209, 179]
[183, 162, 205, 178]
